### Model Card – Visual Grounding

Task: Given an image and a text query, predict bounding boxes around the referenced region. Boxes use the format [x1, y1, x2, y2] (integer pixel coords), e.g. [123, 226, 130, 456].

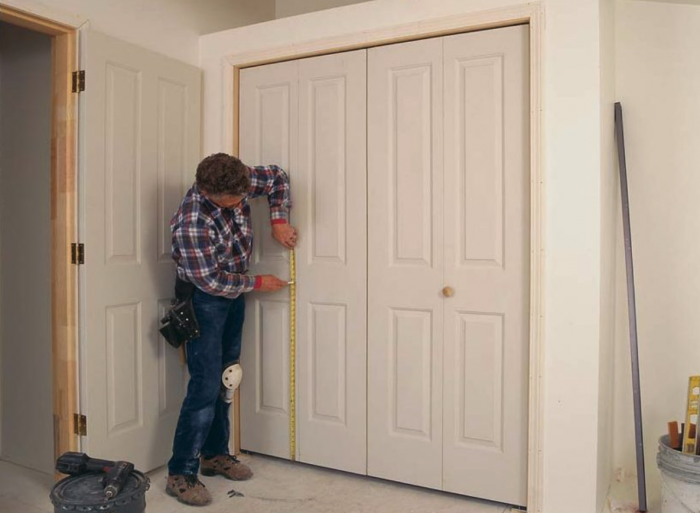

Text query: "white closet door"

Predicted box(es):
[239, 61, 298, 459]
[81, 30, 200, 470]
[367, 38, 444, 489]
[442, 25, 530, 505]
[296, 50, 368, 473]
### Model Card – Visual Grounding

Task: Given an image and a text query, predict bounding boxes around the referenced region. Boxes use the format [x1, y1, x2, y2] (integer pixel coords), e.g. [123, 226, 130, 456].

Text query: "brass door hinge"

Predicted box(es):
[72, 70, 85, 93]
[73, 413, 87, 436]
[71, 243, 85, 265]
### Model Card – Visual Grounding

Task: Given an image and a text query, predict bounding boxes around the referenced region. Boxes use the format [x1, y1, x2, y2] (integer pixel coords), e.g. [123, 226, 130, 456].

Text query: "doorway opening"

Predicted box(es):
[0, 20, 54, 474]
[0, 5, 78, 474]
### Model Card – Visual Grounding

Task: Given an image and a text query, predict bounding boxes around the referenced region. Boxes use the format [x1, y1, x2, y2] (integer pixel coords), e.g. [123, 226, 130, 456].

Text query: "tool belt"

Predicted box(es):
[158, 278, 201, 349]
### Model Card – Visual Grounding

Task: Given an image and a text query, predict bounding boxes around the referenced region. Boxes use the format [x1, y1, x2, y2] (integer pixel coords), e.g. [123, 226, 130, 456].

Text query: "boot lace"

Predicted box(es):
[184, 474, 205, 488]
[222, 454, 241, 465]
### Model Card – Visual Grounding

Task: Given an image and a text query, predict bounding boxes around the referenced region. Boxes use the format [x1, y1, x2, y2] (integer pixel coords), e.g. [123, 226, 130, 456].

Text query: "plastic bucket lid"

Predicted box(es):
[658, 435, 700, 484]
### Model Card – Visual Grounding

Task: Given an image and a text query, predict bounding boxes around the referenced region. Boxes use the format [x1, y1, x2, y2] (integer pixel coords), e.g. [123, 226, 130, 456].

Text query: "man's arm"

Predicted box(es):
[174, 219, 259, 297]
[248, 165, 298, 249]
[247, 165, 291, 224]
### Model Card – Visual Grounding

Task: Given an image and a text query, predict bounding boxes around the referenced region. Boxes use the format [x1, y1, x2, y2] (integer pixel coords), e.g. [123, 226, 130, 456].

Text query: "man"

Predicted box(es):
[166, 153, 297, 506]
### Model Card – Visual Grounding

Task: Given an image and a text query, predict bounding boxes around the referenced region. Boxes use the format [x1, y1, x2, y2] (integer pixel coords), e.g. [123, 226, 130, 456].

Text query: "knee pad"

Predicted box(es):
[221, 363, 243, 404]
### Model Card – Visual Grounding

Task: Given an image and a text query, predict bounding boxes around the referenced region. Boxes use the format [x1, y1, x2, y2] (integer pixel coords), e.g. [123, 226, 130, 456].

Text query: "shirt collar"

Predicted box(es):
[194, 183, 247, 215]
[193, 184, 221, 215]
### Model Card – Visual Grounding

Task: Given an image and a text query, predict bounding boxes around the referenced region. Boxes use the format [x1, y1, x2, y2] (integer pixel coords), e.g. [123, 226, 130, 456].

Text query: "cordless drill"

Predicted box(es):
[56, 452, 134, 499]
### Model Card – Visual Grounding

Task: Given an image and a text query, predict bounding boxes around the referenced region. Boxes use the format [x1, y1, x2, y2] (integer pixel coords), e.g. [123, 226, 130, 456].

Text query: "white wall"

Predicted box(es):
[598, 0, 617, 510]
[0, 21, 54, 474]
[200, 1, 609, 512]
[614, 0, 700, 508]
[543, 2, 606, 510]
[2, 0, 275, 66]
[276, 0, 370, 18]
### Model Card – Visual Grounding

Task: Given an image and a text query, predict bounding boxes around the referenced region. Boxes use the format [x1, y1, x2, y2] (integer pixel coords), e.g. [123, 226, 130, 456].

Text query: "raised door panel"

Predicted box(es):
[455, 313, 504, 449]
[442, 25, 530, 506]
[253, 83, 295, 267]
[257, 300, 289, 415]
[239, 60, 298, 459]
[157, 78, 190, 263]
[104, 64, 141, 264]
[390, 309, 433, 439]
[367, 37, 443, 490]
[105, 303, 143, 434]
[308, 303, 347, 423]
[82, 30, 200, 471]
[296, 50, 367, 474]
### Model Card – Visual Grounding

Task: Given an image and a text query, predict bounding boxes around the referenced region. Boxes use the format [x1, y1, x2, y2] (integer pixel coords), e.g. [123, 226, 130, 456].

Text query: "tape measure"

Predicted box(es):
[289, 249, 297, 461]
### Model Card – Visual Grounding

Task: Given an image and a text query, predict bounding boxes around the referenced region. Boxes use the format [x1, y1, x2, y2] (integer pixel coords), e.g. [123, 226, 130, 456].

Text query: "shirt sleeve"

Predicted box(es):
[247, 165, 292, 224]
[174, 218, 258, 297]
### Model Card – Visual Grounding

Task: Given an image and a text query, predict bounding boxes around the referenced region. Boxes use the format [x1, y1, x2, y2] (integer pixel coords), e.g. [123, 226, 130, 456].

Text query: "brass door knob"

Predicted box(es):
[442, 286, 455, 298]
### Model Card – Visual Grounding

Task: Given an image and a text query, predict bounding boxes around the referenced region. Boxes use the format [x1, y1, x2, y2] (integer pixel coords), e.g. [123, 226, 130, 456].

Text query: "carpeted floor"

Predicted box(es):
[0, 454, 512, 513]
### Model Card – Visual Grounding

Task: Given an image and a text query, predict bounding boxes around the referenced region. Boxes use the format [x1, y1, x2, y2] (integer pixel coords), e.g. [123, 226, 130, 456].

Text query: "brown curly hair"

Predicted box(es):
[196, 153, 251, 196]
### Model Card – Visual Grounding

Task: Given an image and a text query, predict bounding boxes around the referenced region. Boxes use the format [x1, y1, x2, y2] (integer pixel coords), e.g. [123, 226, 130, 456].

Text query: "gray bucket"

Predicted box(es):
[50, 470, 150, 513]
[658, 435, 700, 512]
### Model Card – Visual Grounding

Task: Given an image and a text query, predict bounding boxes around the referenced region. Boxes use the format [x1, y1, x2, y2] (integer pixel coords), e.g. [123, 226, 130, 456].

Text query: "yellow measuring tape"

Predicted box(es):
[289, 250, 297, 461]
[683, 376, 700, 453]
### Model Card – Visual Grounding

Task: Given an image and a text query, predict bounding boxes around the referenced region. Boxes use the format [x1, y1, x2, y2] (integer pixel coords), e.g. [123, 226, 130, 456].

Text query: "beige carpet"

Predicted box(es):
[0, 454, 510, 513]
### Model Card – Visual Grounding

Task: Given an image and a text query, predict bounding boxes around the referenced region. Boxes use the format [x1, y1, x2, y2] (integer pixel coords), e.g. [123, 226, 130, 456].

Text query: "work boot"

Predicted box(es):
[200, 454, 253, 481]
[166, 474, 212, 506]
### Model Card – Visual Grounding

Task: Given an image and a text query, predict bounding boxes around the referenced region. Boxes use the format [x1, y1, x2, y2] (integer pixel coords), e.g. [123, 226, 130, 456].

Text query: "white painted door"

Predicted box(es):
[296, 50, 367, 474]
[442, 25, 530, 505]
[367, 37, 444, 490]
[239, 61, 298, 459]
[80, 30, 201, 471]
[238, 52, 368, 470]
[236, 25, 529, 502]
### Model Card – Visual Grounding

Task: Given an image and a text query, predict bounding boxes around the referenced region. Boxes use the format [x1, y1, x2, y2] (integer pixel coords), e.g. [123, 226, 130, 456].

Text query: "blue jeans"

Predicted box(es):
[168, 288, 245, 476]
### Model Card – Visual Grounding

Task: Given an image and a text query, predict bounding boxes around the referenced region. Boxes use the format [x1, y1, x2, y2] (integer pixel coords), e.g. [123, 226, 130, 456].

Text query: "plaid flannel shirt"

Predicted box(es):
[171, 165, 291, 298]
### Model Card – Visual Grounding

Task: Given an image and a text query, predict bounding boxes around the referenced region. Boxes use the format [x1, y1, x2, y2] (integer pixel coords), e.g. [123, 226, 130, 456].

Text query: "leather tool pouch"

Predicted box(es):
[159, 278, 201, 349]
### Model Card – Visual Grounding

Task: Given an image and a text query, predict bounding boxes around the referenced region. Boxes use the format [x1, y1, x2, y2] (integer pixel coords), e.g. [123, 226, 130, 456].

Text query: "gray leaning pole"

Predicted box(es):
[614, 102, 647, 513]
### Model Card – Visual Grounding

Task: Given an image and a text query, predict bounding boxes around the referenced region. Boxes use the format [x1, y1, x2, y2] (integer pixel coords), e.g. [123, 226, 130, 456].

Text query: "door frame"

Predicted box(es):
[223, 4, 545, 511]
[0, 4, 80, 467]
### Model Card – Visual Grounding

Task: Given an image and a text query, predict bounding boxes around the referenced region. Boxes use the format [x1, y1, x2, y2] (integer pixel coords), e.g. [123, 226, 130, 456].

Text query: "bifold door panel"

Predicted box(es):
[296, 51, 368, 474]
[239, 51, 368, 472]
[367, 37, 445, 490]
[441, 26, 530, 505]
[239, 60, 298, 460]
[81, 30, 201, 471]
[237, 25, 530, 506]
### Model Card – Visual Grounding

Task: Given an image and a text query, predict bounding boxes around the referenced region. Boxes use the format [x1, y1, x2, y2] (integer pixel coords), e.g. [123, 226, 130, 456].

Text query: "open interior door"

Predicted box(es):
[78, 29, 201, 471]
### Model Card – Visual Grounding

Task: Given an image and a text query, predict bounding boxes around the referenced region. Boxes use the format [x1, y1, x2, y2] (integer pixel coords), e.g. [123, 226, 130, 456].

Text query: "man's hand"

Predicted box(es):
[272, 223, 298, 250]
[257, 275, 289, 292]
